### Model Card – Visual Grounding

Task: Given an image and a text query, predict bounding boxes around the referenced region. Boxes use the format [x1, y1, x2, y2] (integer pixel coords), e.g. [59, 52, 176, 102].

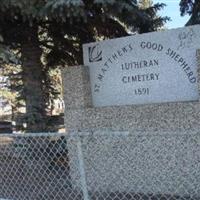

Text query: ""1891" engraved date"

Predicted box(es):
[134, 88, 150, 95]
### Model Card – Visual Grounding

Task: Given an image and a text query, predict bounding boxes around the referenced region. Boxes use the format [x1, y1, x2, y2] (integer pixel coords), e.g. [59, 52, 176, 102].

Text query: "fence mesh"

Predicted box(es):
[0, 132, 200, 200]
[0, 133, 83, 200]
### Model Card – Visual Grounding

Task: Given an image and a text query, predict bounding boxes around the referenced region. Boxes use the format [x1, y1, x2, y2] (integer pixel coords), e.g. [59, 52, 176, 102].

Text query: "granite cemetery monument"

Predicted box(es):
[63, 25, 200, 198]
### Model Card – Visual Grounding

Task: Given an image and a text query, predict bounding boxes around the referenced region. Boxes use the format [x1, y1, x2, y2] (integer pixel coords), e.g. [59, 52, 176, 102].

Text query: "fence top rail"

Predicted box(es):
[0, 132, 69, 138]
[0, 129, 200, 138]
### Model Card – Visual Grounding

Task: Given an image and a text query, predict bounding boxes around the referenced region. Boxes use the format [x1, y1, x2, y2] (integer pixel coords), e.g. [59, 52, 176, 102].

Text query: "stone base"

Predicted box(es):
[68, 130, 200, 198]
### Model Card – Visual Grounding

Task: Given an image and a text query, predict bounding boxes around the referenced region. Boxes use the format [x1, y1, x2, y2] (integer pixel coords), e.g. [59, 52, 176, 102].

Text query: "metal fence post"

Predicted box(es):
[77, 137, 90, 200]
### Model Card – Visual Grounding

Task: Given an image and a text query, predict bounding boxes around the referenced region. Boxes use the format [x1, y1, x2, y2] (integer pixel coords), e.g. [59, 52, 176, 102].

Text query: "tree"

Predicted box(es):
[180, 0, 200, 25]
[0, 62, 23, 117]
[0, 0, 168, 132]
[138, 1, 169, 32]
[139, 0, 153, 9]
[42, 1, 169, 67]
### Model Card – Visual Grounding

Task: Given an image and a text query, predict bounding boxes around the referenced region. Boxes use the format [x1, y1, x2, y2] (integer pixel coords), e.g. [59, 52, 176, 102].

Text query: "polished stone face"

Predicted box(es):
[83, 25, 200, 107]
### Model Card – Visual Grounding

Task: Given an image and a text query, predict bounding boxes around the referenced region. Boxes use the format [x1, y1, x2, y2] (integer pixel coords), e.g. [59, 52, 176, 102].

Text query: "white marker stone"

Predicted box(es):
[83, 25, 200, 107]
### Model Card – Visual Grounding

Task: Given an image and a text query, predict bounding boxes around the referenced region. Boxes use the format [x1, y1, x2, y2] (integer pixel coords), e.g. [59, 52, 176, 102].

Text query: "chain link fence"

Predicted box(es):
[0, 132, 200, 200]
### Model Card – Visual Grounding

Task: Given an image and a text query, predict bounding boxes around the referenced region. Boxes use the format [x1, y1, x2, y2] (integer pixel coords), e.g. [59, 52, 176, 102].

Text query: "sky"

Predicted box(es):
[153, 0, 190, 29]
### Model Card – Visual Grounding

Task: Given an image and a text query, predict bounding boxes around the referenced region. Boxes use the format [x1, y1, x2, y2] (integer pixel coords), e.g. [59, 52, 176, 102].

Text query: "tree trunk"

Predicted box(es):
[21, 26, 47, 132]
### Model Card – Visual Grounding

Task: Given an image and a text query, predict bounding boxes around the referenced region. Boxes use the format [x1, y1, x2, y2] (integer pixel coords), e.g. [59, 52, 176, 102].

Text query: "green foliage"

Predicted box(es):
[179, 0, 200, 25]
[0, 62, 24, 110]
[139, 0, 153, 9]
[44, 1, 169, 68]
[180, 0, 194, 16]
[0, 34, 18, 64]
[0, 46, 15, 64]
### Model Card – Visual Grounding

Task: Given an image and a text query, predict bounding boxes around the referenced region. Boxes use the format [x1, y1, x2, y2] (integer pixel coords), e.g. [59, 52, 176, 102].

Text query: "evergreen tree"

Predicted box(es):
[180, 0, 200, 25]
[0, 0, 168, 132]
[139, 0, 153, 9]
[137, 1, 169, 32]
[0, 60, 26, 129]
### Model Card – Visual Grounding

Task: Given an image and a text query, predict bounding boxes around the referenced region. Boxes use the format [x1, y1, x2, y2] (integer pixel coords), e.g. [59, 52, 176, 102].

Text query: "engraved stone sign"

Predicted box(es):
[83, 25, 200, 107]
